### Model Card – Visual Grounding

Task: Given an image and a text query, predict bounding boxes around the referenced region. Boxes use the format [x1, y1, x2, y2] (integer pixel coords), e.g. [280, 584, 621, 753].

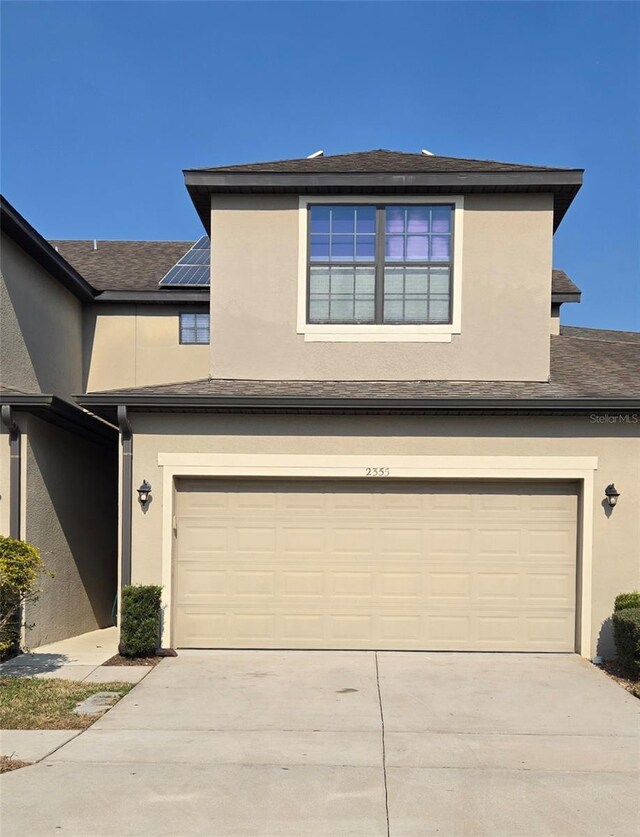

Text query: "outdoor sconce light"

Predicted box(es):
[137, 479, 152, 505]
[604, 484, 620, 508]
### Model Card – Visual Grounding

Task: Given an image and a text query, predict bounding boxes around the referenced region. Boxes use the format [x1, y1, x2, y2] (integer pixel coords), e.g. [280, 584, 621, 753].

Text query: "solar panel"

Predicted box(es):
[159, 236, 211, 287]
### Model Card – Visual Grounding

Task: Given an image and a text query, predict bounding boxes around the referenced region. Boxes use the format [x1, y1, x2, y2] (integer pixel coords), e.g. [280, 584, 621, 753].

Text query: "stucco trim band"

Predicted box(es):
[156, 454, 597, 656]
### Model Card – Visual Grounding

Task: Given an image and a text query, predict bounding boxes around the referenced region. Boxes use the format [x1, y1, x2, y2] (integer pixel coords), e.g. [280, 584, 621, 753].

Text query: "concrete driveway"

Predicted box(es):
[1, 652, 638, 836]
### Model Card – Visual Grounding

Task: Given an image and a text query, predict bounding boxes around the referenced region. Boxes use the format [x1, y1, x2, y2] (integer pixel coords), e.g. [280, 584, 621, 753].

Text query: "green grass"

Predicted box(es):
[0, 677, 133, 730]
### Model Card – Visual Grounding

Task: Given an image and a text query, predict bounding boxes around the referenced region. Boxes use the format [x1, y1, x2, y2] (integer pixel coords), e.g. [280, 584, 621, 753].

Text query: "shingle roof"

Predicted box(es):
[80, 329, 639, 403]
[552, 269, 581, 297]
[48, 240, 192, 292]
[560, 325, 640, 344]
[188, 149, 577, 175]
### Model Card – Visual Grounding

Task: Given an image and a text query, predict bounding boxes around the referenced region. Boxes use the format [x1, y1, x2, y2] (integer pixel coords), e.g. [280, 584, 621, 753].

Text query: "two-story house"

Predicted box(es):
[2, 150, 639, 659]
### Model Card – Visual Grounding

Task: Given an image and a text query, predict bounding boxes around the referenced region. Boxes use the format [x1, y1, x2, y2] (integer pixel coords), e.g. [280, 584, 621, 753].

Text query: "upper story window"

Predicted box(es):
[308, 204, 453, 324]
[180, 312, 210, 344]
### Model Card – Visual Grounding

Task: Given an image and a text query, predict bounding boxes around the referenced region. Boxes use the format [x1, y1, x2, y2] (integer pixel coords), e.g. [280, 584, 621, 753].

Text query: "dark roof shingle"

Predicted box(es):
[80, 329, 639, 403]
[552, 269, 581, 297]
[48, 240, 192, 291]
[188, 149, 578, 175]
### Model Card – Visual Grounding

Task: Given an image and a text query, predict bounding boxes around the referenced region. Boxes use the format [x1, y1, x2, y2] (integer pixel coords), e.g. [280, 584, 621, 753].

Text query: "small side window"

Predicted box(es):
[180, 312, 210, 344]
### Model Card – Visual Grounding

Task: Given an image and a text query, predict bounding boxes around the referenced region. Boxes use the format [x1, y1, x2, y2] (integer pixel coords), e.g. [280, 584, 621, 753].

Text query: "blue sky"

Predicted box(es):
[2, 1, 638, 330]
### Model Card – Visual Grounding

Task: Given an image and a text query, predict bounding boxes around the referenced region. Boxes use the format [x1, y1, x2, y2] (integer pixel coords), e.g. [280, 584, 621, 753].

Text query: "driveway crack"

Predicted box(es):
[374, 651, 390, 837]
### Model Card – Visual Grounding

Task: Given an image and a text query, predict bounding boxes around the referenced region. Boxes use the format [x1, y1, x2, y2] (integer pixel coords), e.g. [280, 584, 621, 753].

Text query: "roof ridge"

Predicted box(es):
[187, 148, 581, 173]
[49, 238, 194, 244]
[559, 328, 640, 345]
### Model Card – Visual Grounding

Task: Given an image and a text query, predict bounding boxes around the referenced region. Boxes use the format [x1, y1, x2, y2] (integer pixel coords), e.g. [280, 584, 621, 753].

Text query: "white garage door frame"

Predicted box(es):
[157, 454, 597, 657]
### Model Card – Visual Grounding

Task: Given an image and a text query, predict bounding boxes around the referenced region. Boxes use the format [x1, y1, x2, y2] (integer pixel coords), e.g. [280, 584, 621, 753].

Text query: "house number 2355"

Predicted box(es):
[365, 467, 390, 477]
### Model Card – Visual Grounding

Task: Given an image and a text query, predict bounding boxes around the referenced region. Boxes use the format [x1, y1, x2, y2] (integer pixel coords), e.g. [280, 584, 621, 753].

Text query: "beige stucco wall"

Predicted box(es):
[126, 412, 639, 659]
[83, 304, 210, 391]
[20, 414, 117, 647]
[0, 233, 83, 399]
[209, 193, 553, 381]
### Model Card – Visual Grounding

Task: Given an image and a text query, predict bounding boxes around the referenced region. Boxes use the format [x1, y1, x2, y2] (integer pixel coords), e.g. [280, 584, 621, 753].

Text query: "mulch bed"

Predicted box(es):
[102, 654, 163, 667]
[600, 659, 640, 699]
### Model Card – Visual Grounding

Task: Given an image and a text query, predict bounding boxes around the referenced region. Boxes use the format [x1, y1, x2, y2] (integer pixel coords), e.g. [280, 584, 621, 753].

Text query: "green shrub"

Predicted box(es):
[614, 592, 640, 612]
[0, 537, 45, 658]
[612, 607, 640, 676]
[119, 584, 162, 658]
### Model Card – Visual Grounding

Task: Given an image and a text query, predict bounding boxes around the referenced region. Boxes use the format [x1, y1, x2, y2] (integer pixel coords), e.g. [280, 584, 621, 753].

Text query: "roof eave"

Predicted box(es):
[94, 289, 210, 304]
[76, 393, 638, 421]
[551, 292, 581, 304]
[184, 170, 583, 235]
[0, 197, 97, 302]
[0, 393, 117, 442]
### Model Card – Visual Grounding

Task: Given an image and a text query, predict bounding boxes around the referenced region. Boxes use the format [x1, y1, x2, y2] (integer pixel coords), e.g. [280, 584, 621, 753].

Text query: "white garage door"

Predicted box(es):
[174, 479, 577, 651]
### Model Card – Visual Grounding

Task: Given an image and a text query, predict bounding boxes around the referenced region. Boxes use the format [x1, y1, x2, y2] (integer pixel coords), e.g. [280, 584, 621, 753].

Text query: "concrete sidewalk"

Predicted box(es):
[1, 652, 639, 836]
[0, 627, 148, 683]
[0, 627, 152, 763]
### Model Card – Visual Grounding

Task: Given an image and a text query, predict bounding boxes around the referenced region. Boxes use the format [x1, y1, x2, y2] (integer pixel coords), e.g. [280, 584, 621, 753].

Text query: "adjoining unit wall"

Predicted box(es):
[126, 413, 639, 659]
[21, 414, 117, 647]
[0, 233, 83, 399]
[83, 303, 210, 392]
[209, 193, 553, 382]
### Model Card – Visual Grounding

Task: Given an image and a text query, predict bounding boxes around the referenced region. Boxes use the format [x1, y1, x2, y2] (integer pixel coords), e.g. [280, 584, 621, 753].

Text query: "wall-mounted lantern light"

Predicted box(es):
[137, 479, 152, 505]
[604, 484, 620, 508]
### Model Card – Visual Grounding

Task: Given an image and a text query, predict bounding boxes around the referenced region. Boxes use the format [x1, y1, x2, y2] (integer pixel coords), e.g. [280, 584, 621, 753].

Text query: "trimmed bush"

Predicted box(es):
[0, 537, 45, 658]
[614, 592, 640, 612]
[612, 607, 640, 676]
[119, 585, 162, 658]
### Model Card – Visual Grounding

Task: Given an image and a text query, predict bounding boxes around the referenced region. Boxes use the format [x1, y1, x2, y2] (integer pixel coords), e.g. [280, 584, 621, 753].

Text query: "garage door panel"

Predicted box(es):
[174, 480, 577, 651]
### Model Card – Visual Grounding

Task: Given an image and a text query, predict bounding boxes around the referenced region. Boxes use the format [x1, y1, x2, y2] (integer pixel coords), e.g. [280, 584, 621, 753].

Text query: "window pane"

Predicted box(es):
[355, 269, 375, 295]
[356, 207, 376, 234]
[431, 235, 450, 261]
[386, 206, 405, 234]
[355, 236, 375, 260]
[406, 235, 429, 260]
[310, 206, 376, 264]
[331, 235, 354, 260]
[309, 298, 330, 321]
[181, 328, 196, 343]
[383, 267, 451, 324]
[354, 298, 375, 321]
[310, 206, 330, 234]
[405, 298, 429, 321]
[181, 313, 196, 327]
[330, 298, 354, 321]
[309, 269, 330, 294]
[383, 298, 404, 321]
[331, 206, 355, 234]
[429, 268, 449, 294]
[310, 235, 330, 261]
[331, 269, 354, 294]
[386, 235, 405, 260]
[431, 206, 451, 233]
[406, 207, 429, 233]
[429, 298, 450, 321]
[384, 268, 404, 294]
[405, 269, 428, 294]
[309, 266, 374, 323]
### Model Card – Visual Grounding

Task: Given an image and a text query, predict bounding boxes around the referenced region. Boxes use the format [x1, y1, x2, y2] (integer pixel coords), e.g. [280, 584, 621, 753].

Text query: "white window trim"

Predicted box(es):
[296, 195, 464, 343]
